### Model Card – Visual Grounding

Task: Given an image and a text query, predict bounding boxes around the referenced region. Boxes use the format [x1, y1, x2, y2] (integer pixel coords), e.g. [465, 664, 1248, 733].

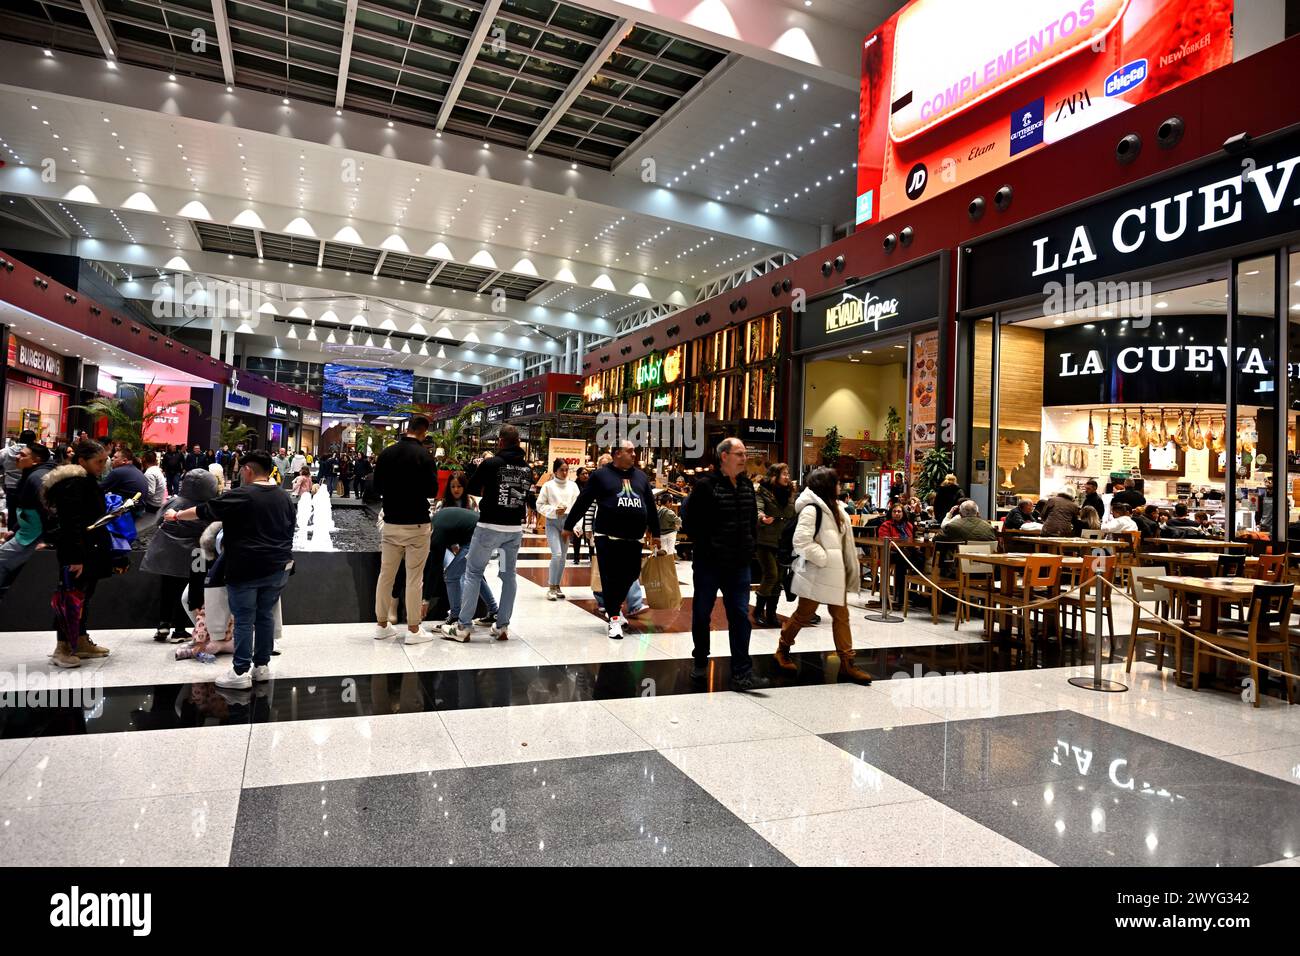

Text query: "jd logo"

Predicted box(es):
[1054, 88, 1092, 121]
[905, 162, 928, 201]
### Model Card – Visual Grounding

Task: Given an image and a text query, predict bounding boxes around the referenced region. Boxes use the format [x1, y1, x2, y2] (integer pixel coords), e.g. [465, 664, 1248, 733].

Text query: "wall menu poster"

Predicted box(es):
[909, 330, 939, 487]
[855, 0, 1233, 225]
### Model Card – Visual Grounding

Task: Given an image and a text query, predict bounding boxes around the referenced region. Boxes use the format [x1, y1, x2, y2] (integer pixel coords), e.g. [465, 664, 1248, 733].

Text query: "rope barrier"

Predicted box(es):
[873, 539, 1300, 683]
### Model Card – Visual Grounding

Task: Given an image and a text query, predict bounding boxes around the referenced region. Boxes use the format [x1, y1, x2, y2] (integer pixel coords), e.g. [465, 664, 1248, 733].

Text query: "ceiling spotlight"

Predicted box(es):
[336, 109, 342, 116]
[43, 48, 52, 56]
[106, 59, 116, 69]
[226, 85, 233, 92]
[282, 97, 290, 105]
[168, 73, 176, 81]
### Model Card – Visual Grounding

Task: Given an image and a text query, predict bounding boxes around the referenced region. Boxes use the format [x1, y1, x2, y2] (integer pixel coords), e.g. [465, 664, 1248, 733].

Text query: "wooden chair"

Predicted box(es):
[1124, 567, 1182, 681]
[1080, 529, 1105, 540]
[902, 544, 956, 624]
[1251, 553, 1286, 583]
[1194, 582, 1296, 707]
[1112, 531, 1142, 587]
[954, 543, 997, 632]
[989, 555, 1063, 659]
[1215, 553, 1247, 577]
[1060, 553, 1117, 660]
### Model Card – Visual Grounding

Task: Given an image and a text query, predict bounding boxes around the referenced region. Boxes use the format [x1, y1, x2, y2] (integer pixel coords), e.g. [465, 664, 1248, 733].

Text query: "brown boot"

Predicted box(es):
[49, 642, 82, 668]
[75, 637, 111, 659]
[774, 639, 798, 671]
[838, 653, 872, 685]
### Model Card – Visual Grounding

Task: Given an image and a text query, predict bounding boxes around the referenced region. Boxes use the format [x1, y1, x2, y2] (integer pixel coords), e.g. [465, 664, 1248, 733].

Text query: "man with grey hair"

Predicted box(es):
[937, 498, 997, 543]
[683, 437, 769, 690]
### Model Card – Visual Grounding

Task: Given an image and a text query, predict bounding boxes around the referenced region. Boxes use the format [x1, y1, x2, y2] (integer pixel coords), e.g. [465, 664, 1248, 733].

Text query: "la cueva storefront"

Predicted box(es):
[957, 122, 1300, 542]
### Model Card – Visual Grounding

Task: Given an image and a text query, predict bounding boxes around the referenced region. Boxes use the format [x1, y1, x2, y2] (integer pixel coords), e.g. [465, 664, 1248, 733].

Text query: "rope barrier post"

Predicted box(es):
[1069, 548, 1127, 693]
[867, 539, 904, 624]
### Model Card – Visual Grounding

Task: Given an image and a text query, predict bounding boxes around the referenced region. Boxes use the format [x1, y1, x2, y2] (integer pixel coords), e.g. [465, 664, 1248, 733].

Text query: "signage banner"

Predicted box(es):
[142, 385, 193, 446]
[8, 334, 65, 380]
[964, 125, 1300, 310]
[303, 410, 322, 427]
[856, 0, 1233, 224]
[486, 404, 506, 424]
[225, 388, 268, 417]
[797, 257, 942, 353]
[267, 401, 301, 422]
[740, 419, 780, 443]
[509, 395, 542, 418]
[1042, 315, 1280, 407]
[558, 393, 584, 412]
[548, 438, 588, 470]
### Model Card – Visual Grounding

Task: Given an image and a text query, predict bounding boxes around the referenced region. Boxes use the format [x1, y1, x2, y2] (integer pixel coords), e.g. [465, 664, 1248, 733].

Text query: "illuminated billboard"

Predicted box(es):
[856, 0, 1234, 225]
[323, 364, 414, 416]
[142, 385, 193, 446]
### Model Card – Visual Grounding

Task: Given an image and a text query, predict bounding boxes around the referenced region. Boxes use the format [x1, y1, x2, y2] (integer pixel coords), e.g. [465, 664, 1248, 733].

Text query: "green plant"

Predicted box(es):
[915, 446, 954, 501]
[434, 401, 487, 470]
[220, 417, 254, 448]
[70, 381, 200, 452]
[353, 422, 398, 457]
[820, 425, 841, 467]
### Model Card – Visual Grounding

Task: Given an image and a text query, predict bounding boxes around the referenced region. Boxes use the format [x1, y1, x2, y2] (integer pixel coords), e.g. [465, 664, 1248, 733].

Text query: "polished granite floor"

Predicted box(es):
[1, 541, 1298, 867]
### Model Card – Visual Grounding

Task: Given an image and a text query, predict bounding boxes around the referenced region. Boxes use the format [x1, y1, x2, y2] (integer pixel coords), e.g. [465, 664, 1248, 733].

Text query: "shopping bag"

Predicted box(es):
[640, 550, 682, 610]
[589, 553, 602, 594]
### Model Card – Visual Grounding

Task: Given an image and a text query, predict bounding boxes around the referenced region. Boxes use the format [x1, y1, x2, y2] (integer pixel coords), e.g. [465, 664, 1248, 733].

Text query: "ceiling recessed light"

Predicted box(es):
[282, 97, 290, 105]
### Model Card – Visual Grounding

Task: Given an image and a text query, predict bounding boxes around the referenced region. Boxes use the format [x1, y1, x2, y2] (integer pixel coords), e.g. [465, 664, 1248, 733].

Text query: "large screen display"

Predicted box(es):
[323, 364, 414, 416]
[141, 385, 193, 446]
[855, 0, 1234, 225]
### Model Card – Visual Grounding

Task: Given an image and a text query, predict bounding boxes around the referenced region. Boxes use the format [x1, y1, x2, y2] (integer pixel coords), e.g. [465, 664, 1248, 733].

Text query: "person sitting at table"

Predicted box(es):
[1100, 502, 1138, 534]
[1131, 504, 1160, 541]
[1194, 511, 1220, 537]
[937, 500, 997, 543]
[1077, 505, 1101, 533]
[1041, 491, 1080, 537]
[1167, 503, 1198, 529]
[877, 503, 916, 610]
[1003, 499, 1036, 531]
[1032, 499, 1049, 522]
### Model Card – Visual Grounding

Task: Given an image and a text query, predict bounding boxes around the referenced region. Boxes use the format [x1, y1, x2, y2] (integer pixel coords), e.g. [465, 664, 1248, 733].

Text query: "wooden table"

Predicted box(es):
[1152, 575, 1256, 637]
[1031, 536, 1131, 555]
[1150, 538, 1250, 552]
[1139, 552, 1259, 575]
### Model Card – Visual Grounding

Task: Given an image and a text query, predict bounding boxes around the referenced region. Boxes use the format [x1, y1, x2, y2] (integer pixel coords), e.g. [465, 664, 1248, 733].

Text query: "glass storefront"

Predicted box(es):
[957, 124, 1300, 543]
[3, 376, 67, 445]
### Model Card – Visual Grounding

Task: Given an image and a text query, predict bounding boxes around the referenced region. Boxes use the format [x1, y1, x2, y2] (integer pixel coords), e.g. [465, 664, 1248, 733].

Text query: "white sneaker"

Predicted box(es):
[403, 629, 433, 645]
[251, 664, 272, 682]
[491, 624, 509, 641]
[439, 622, 472, 643]
[607, 616, 624, 640]
[374, 623, 398, 640]
[216, 666, 252, 689]
[546, 587, 559, 601]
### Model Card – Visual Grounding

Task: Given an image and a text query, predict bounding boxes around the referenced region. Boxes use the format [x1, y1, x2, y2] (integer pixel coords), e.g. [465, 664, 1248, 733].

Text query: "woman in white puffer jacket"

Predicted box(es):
[775, 466, 872, 684]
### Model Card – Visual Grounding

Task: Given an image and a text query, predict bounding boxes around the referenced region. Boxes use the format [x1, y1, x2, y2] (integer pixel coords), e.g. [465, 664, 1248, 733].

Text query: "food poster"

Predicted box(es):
[909, 330, 939, 487]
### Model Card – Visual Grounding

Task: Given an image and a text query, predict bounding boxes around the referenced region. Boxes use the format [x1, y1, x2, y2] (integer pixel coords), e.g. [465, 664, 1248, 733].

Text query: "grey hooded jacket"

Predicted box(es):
[140, 468, 219, 578]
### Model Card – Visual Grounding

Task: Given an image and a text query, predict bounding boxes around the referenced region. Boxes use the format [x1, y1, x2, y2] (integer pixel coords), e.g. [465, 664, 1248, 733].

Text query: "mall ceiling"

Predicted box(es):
[0, 0, 904, 381]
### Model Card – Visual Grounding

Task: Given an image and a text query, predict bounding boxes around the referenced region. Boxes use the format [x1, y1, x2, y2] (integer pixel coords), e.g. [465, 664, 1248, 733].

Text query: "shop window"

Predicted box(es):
[1235, 256, 1278, 539]
[1287, 250, 1300, 550]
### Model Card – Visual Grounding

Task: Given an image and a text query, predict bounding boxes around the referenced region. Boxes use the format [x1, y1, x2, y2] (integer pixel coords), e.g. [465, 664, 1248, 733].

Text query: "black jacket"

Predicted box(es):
[467, 445, 532, 527]
[41, 464, 115, 577]
[933, 483, 964, 521]
[1083, 491, 1106, 516]
[1112, 488, 1146, 510]
[1004, 507, 1034, 530]
[683, 471, 757, 569]
[565, 464, 660, 540]
[373, 436, 437, 525]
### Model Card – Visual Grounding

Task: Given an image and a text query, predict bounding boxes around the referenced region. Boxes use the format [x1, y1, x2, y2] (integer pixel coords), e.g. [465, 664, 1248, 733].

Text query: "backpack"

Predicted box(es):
[778, 503, 822, 568]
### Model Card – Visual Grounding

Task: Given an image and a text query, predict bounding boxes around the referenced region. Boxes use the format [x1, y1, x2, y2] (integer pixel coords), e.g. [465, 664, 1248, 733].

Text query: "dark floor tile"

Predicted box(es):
[229, 751, 761, 866]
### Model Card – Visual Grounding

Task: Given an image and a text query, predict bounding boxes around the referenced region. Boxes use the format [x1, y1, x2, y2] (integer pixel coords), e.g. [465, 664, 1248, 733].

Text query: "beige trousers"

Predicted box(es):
[375, 522, 431, 628]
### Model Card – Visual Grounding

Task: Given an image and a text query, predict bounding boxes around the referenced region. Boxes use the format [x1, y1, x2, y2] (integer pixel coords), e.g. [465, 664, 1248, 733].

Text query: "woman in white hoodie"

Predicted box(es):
[536, 458, 580, 600]
[774, 466, 872, 684]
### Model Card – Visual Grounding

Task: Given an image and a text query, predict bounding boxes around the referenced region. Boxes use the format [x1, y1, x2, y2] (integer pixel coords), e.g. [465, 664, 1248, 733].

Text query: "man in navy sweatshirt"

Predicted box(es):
[563, 440, 660, 639]
[440, 424, 533, 643]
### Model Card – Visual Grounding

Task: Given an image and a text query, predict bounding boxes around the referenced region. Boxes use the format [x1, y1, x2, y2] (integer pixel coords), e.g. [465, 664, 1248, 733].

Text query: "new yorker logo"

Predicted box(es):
[50, 886, 151, 936]
[825, 290, 901, 334]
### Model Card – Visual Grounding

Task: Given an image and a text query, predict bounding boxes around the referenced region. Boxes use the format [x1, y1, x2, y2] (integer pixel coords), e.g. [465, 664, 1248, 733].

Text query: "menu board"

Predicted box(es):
[909, 330, 939, 487]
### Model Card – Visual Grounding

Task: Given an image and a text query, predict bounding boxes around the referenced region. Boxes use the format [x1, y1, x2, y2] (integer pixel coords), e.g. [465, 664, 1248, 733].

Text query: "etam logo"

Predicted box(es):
[1104, 59, 1147, 97]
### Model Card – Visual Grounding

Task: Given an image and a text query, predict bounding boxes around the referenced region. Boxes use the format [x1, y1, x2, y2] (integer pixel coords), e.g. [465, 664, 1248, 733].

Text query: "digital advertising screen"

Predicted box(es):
[855, 0, 1234, 225]
[141, 385, 193, 446]
[322, 364, 414, 416]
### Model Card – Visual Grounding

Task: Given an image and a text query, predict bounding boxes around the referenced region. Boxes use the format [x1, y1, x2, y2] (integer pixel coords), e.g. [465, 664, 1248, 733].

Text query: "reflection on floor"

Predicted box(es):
[2, 553, 1297, 867]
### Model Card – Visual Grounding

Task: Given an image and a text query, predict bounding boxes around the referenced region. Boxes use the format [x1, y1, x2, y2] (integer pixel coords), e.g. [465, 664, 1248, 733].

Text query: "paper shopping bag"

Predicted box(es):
[640, 551, 682, 610]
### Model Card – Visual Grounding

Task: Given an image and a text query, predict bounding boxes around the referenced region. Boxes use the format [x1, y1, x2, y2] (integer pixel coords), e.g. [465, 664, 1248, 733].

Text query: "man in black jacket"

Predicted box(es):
[1082, 480, 1106, 519]
[683, 437, 769, 691]
[441, 424, 532, 642]
[373, 416, 437, 643]
[563, 440, 660, 640]
[1110, 478, 1146, 513]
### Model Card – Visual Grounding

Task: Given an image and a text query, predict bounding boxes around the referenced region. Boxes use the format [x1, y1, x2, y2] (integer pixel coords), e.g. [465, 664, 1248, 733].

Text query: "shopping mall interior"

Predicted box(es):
[1, 0, 1299, 893]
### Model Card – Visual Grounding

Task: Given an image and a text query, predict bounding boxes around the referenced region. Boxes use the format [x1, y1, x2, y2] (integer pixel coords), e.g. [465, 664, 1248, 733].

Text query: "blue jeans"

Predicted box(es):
[545, 517, 568, 586]
[595, 579, 644, 613]
[691, 562, 753, 676]
[444, 548, 498, 620]
[458, 526, 521, 628]
[227, 568, 289, 674]
[0, 535, 37, 600]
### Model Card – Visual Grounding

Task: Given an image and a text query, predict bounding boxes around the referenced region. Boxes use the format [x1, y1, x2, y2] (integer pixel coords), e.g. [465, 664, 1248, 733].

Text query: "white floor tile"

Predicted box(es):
[600, 692, 806, 749]
[751, 683, 945, 735]
[1221, 745, 1300, 785]
[438, 700, 651, 767]
[242, 712, 465, 787]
